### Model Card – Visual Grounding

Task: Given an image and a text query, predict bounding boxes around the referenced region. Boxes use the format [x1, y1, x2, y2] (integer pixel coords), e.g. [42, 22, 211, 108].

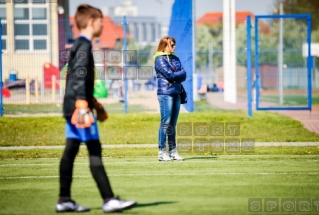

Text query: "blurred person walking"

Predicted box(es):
[56, 4, 135, 213]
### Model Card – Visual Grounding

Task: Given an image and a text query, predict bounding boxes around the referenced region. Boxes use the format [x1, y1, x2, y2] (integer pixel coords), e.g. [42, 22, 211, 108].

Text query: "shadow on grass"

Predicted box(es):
[90, 201, 176, 212]
[184, 156, 218, 160]
[134, 201, 177, 208]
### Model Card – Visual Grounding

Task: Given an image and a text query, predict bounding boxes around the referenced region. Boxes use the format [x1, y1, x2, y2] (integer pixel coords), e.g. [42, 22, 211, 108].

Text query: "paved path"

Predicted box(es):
[206, 92, 319, 135]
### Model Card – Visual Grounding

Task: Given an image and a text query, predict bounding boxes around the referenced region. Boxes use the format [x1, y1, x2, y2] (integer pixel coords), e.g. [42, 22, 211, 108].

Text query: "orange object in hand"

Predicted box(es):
[71, 100, 95, 128]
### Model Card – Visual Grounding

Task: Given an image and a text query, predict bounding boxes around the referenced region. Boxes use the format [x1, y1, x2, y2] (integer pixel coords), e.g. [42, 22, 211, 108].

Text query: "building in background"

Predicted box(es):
[114, 0, 138, 17]
[68, 16, 124, 50]
[103, 0, 163, 46]
[1, 0, 59, 84]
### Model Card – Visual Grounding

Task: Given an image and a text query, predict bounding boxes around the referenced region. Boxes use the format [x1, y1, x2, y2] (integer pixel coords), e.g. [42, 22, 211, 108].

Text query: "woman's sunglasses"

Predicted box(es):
[171, 44, 176, 48]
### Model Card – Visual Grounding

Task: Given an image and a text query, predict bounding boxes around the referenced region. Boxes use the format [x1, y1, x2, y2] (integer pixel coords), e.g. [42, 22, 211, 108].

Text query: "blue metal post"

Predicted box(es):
[123, 16, 128, 114]
[246, 16, 252, 117]
[253, 14, 311, 111]
[307, 15, 312, 110]
[254, 16, 259, 110]
[0, 18, 3, 117]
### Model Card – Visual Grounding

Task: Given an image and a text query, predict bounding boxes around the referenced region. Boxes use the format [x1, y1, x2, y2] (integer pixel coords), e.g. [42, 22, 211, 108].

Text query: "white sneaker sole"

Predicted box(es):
[103, 201, 136, 213]
[158, 158, 172, 162]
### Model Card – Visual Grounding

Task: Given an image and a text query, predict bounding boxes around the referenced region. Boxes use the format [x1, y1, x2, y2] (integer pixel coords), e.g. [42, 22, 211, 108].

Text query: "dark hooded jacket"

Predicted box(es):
[153, 52, 187, 95]
[63, 37, 95, 118]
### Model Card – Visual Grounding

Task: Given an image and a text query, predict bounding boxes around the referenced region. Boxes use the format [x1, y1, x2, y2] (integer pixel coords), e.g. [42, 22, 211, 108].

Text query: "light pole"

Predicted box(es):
[223, 0, 237, 103]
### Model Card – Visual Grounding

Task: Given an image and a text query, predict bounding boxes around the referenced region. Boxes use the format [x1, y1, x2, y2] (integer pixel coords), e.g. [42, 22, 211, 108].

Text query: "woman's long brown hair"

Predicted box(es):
[156, 36, 176, 52]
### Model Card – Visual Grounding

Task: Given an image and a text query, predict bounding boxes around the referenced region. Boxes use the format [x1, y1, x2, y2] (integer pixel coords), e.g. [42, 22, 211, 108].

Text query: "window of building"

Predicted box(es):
[158, 23, 161, 39]
[0, 1, 6, 51]
[142, 23, 147, 42]
[127, 11, 133, 16]
[152, 25, 156, 43]
[14, 0, 48, 52]
[134, 23, 139, 42]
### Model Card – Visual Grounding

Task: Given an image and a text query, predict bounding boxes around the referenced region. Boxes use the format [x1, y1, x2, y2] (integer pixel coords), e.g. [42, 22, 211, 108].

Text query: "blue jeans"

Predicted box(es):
[157, 95, 181, 151]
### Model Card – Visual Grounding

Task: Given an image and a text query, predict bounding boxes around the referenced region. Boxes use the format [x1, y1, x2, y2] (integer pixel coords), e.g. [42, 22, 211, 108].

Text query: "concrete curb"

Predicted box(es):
[0, 142, 318, 150]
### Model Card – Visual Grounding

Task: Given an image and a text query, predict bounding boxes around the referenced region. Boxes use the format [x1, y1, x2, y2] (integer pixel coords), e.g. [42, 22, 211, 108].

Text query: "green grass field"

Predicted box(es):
[3, 103, 155, 115]
[1, 110, 319, 147]
[1, 155, 319, 215]
[1, 101, 319, 214]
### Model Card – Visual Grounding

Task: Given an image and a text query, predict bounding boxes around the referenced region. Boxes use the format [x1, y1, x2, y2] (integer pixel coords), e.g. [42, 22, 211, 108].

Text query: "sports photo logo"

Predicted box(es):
[176, 122, 255, 153]
[59, 50, 154, 80]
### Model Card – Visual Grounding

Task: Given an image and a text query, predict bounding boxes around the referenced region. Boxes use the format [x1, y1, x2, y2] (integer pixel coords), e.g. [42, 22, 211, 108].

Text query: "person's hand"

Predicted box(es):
[93, 98, 108, 122]
[71, 100, 95, 128]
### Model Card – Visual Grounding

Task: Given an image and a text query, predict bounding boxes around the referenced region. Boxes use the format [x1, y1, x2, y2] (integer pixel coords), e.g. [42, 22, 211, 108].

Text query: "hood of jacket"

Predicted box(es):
[153, 52, 177, 62]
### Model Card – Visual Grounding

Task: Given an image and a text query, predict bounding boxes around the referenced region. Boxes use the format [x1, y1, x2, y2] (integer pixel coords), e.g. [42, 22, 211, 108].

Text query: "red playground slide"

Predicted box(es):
[2, 88, 11, 98]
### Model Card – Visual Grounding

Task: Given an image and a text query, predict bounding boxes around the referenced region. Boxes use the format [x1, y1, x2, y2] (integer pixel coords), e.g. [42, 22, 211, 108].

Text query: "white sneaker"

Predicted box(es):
[56, 200, 90, 212]
[102, 197, 136, 213]
[158, 150, 172, 161]
[169, 149, 184, 161]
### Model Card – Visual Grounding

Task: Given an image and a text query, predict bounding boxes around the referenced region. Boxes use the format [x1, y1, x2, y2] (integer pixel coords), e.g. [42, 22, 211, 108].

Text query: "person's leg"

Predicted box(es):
[168, 95, 181, 151]
[157, 95, 174, 161]
[85, 140, 136, 212]
[59, 138, 81, 201]
[85, 139, 114, 200]
[168, 96, 183, 160]
[109, 80, 115, 90]
[56, 119, 91, 212]
[157, 95, 173, 151]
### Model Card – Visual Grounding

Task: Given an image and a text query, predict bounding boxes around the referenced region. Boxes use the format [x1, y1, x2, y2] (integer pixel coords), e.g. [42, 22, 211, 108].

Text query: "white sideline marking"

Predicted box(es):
[0, 159, 318, 167]
[1, 155, 319, 162]
[0, 142, 318, 150]
[0, 160, 218, 166]
[0, 172, 318, 180]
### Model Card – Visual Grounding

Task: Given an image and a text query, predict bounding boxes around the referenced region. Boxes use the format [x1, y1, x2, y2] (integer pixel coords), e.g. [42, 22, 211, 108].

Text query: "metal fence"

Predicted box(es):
[1, 17, 162, 115]
[1, 14, 318, 115]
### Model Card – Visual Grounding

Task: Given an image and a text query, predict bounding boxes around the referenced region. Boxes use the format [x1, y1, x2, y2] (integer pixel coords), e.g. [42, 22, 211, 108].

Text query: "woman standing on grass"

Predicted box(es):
[153, 36, 187, 162]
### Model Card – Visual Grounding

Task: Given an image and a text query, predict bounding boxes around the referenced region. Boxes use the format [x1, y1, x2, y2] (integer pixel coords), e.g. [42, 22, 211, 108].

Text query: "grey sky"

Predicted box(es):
[70, 0, 277, 18]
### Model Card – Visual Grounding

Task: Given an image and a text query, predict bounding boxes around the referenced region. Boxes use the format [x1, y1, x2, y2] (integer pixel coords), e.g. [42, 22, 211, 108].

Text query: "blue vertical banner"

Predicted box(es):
[168, 0, 194, 112]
